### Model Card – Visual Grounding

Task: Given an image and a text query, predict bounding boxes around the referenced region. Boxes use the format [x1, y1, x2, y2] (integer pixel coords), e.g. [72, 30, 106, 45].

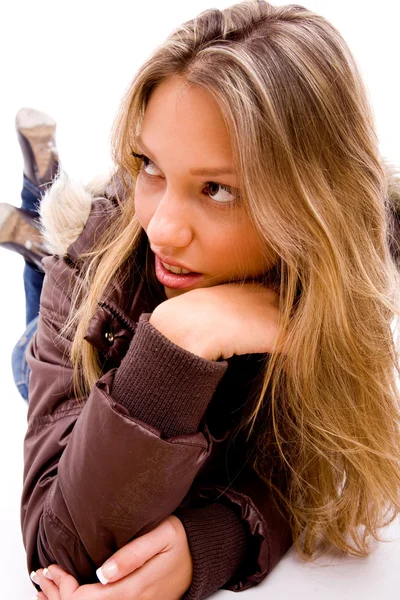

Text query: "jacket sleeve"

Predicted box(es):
[112, 316, 292, 597]
[21, 251, 228, 583]
[191, 467, 293, 593]
[176, 502, 249, 600]
[173, 427, 292, 598]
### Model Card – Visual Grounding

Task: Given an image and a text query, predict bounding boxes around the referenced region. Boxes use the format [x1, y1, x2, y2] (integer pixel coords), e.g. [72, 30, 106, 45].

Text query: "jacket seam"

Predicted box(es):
[43, 488, 86, 548]
[99, 387, 210, 450]
[40, 306, 69, 327]
[28, 407, 82, 431]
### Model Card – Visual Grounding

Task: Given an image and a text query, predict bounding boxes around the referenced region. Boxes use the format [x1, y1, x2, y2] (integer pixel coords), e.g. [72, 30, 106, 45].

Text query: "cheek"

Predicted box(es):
[226, 221, 273, 274]
[134, 184, 153, 231]
[203, 228, 250, 273]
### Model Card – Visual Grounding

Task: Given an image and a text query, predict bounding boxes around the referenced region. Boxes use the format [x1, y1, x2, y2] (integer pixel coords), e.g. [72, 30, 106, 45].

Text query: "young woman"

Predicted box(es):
[4, 1, 400, 599]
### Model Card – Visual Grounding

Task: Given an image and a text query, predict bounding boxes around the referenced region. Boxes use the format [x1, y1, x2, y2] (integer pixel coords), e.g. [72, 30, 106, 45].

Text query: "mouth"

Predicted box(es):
[160, 260, 192, 275]
[154, 255, 204, 290]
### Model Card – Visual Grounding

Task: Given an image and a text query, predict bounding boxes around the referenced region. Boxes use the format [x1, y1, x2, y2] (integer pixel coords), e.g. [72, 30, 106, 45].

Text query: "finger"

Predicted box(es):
[42, 565, 80, 596]
[96, 516, 177, 585]
[32, 565, 111, 599]
[31, 569, 61, 600]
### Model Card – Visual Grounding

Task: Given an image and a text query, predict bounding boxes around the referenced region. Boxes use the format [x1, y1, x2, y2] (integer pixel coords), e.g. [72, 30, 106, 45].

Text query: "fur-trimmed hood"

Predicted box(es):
[39, 170, 114, 256]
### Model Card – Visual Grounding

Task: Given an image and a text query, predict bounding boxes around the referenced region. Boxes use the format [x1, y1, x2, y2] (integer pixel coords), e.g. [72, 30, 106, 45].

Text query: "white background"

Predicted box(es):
[0, 1, 399, 598]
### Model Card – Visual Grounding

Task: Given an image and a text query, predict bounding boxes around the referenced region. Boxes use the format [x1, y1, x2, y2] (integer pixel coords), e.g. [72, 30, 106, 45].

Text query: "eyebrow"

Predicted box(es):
[136, 135, 236, 177]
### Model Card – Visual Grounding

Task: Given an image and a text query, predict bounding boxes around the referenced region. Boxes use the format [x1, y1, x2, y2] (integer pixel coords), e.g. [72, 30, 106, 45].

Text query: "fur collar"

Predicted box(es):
[39, 170, 112, 256]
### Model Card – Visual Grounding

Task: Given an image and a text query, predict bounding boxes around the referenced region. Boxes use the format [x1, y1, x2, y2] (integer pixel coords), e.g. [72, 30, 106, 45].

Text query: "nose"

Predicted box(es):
[146, 190, 194, 249]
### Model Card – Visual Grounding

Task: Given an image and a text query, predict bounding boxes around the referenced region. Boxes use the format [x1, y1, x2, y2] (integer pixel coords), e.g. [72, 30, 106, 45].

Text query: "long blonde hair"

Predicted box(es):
[63, 0, 400, 559]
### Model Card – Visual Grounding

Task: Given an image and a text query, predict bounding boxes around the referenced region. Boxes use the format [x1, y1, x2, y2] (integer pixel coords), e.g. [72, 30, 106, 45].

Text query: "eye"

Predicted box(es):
[203, 182, 238, 204]
[131, 152, 162, 176]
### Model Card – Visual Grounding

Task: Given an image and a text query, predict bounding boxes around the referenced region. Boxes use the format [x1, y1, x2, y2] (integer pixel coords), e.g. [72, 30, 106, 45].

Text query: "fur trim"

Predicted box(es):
[39, 170, 111, 256]
[383, 158, 400, 212]
[85, 172, 115, 198]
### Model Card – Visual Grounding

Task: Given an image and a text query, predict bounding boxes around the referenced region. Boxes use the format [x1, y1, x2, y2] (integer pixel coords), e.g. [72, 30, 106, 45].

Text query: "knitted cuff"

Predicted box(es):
[111, 313, 227, 438]
[175, 502, 248, 600]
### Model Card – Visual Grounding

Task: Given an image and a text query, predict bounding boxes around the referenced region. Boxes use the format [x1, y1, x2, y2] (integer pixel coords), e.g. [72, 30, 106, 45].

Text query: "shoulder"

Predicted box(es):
[39, 169, 125, 260]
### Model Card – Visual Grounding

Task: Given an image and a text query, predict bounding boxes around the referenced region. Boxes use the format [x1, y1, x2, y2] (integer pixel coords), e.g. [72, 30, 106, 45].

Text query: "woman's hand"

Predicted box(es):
[31, 515, 193, 600]
[150, 282, 283, 360]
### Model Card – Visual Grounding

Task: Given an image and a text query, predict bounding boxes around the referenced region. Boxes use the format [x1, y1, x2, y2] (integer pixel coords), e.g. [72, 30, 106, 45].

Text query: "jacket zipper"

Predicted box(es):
[99, 301, 136, 333]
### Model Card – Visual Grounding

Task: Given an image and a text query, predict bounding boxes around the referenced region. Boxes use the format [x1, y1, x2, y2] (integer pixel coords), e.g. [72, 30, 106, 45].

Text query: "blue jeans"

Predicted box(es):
[11, 176, 44, 402]
[11, 315, 39, 402]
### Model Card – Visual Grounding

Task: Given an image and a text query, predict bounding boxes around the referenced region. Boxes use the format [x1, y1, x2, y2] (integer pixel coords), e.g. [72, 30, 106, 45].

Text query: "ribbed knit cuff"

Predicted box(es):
[111, 313, 228, 438]
[175, 503, 248, 600]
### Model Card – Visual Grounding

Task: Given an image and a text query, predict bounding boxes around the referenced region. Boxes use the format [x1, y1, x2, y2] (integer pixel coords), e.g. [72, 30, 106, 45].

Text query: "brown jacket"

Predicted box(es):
[21, 178, 292, 599]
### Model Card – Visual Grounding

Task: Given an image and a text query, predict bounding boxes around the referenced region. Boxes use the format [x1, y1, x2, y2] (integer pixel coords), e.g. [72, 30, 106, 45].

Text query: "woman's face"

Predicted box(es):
[134, 75, 275, 299]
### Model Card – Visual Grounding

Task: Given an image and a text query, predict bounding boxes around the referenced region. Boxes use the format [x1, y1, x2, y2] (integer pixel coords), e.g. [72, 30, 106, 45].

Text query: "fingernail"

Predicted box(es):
[32, 596, 40, 600]
[96, 560, 118, 584]
[43, 567, 54, 581]
[30, 570, 39, 584]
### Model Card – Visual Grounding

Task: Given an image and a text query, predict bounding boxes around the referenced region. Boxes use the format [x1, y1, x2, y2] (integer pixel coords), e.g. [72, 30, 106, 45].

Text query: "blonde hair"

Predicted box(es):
[63, 0, 400, 559]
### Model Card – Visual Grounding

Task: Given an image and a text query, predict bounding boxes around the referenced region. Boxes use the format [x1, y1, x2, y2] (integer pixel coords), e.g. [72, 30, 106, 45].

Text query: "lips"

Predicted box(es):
[154, 255, 204, 290]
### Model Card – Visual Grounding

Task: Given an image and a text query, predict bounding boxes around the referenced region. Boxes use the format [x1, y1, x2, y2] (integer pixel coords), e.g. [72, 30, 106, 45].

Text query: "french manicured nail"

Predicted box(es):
[43, 567, 54, 581]
[32, 595, 40, 600]
[96, 560, 118, 585]
[30, 570, 39, 584]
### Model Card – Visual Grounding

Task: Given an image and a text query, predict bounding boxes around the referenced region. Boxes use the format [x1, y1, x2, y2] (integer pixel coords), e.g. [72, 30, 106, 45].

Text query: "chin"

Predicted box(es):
[164, 286, 188, 299]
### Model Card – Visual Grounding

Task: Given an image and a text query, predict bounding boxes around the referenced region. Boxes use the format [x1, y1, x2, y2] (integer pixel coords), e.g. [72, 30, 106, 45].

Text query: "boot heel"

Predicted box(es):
[0, 204, 20, 244]
[0, 203, 47, 270]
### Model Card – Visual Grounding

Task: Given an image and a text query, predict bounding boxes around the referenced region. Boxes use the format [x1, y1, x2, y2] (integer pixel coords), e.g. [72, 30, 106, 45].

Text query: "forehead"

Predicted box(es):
[139, 76, 234, 166]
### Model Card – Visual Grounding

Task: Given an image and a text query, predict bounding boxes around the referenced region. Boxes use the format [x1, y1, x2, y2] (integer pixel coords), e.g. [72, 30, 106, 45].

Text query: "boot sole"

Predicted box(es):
[15, 107, 56, 130]
[15, 108, 57, 180]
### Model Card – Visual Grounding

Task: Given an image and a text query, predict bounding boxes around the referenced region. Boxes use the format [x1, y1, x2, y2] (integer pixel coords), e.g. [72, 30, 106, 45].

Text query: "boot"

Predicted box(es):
[1, 108, 59, 269]
[0, 204, 48, 271]
[15, 107, 59, 191]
